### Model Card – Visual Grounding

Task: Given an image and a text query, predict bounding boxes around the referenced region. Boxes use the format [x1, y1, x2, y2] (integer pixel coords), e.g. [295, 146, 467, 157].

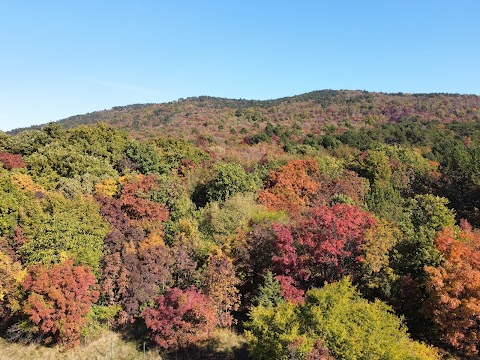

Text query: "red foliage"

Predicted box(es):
[0, 152, 26, 170]
[424, 227, 480, 355]
[178, 159, 196, 176]
[22, 259, 98, 347]
[97, 180, 192, 323]
[100, 226, 196, 321]
[143, 286, 217, 350]
[272, 204, 376, 288]
[306, 339, 335, 360]
[259, 159, 320, 213]
[275, 275, 304, 304]
[271, 224, 298, 276]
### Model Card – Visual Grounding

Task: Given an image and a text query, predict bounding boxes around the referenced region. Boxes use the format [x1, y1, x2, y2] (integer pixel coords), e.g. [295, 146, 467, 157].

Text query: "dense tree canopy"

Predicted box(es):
[1, 92, 480, 357]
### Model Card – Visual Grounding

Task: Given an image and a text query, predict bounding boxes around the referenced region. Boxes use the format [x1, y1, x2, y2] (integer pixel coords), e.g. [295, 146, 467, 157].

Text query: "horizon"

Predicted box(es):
[1, 1, 479, 132]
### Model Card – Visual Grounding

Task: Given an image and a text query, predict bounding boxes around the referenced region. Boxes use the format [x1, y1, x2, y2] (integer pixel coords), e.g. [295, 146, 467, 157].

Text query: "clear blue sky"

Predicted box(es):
[1, 1, 479, 131]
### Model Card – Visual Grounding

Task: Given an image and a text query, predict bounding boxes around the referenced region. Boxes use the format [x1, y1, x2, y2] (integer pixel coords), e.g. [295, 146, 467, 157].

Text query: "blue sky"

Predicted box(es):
[1, 1, 479, 131]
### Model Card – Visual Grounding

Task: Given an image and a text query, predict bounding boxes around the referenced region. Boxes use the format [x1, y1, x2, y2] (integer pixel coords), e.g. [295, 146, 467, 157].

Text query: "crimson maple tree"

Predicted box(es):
[0, 152, 26, 170]
[143, 286, 217, 351]
[272, 204, 376, 290]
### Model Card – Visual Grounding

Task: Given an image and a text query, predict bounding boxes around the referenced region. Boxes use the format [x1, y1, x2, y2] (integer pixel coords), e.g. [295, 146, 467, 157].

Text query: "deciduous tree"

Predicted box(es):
[424, 226, 480, 356]
[143, 286, 217, 351]
[272, 204, 376, 289]
[22, 259, 98, 347]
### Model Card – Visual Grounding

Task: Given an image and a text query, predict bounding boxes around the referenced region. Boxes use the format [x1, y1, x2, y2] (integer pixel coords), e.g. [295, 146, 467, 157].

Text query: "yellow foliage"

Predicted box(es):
[10, 173, 44, 193]
[94, 179, 119, 197]
[0, 251, 25, 313]
[138, 231, 164, 252]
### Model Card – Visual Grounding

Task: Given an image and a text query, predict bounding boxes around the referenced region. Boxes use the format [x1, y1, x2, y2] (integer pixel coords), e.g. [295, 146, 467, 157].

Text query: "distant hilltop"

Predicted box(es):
[8, 90, 480, 140]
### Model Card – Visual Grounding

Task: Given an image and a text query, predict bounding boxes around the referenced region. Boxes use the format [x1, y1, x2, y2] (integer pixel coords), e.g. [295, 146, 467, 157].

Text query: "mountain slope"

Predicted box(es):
[8, 90, 480, 142]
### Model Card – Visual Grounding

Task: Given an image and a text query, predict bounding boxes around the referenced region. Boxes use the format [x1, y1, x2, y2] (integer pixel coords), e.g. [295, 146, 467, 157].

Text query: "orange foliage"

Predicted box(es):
[10, 173, 45, 194]
[201, 251, 240, 327]
[0, 251, 26, 320]
[119, 175, 169, 232]
[22, 259, 98, 347]
[424, 226, 480, 355]
[259, 159, 320, 213]
[138, 231, 165, 253]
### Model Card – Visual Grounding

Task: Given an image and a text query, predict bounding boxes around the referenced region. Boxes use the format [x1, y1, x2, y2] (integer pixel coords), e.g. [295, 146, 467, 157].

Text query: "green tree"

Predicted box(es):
[206, 162, 259, 202]
[397, 194, 456, 279]
[246, 278, 439, 360]
[0, 171, 25, 237]
[19, 192, 109, 274]
[252, 272, 283, 308]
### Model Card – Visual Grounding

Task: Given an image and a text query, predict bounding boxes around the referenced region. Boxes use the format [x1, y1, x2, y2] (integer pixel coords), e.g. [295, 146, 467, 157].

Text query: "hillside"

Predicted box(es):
[9, 91, 480, 143]
[2, 90, 480, 359]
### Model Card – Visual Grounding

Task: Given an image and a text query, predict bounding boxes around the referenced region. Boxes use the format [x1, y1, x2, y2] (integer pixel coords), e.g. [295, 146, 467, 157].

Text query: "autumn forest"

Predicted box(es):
[2, 90, 480, 359]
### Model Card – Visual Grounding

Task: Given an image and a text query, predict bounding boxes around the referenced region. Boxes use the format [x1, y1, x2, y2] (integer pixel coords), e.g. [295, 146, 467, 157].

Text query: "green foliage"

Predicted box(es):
[355, 150, 392, 182]
[200, 193, 260, 241]
[246, 278, 439, 360]
[123, 141, 162, 174]
[206, 162, 260, 202]
[406, 194, 456, 235]
[67, 123, 130, 164]
[19, 193, 109, 274]
[395, 195, 456, 285]
[359, 219, 401, 299]
[81, 304, 121, 338]
[252, 160, 285, 182]
[0, 171, 25, 237]
[252, 272, 283, 308]
[56, 174, 97, 198]
[330, 193, 356, 205]
[154, 136, 210, 172]
[246, 301, 313, 360]
[315, 155, 345, 178]
[2, 129, 56, 156]
[148, 173, 195, 241]
[149, 173, 194, 221]
[4, 91, 480, 355]
[303, 279, 438, 359]
[366, 180, 404, 222]
[25, 142, 117, 188]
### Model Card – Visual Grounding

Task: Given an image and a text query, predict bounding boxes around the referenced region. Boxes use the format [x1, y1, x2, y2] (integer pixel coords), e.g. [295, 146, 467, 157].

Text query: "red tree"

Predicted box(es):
[97, 177, 191, 323]
[0, 152, 26, 170]
[143, 286, 217, 350]
[22, 259, 98, 347]
[119, 175, 169, 229]
[272, 204, 376, 289]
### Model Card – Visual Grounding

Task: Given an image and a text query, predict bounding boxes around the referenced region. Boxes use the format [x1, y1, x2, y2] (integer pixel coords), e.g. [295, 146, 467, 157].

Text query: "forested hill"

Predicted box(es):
[8, 90, 480, 140]
[3, 90, 480, 359]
